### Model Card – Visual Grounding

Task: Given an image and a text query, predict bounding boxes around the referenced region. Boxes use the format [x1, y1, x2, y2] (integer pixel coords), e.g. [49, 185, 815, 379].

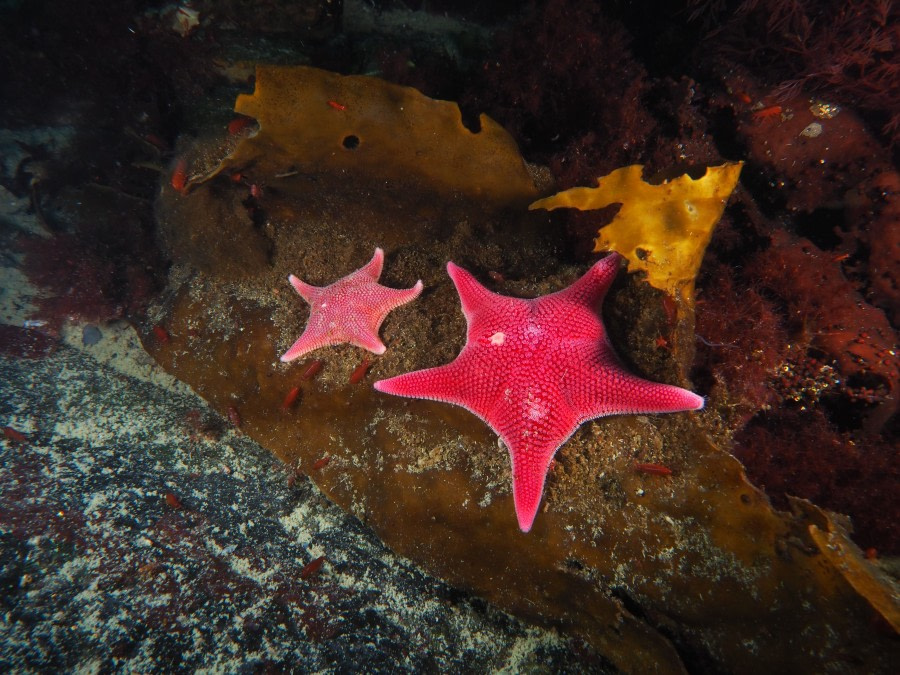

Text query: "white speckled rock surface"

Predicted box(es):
[0, 335, 595, 671]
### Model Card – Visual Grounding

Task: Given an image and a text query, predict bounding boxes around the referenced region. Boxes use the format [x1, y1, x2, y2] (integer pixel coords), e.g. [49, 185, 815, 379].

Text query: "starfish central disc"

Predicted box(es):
[280, 247, 423, 361]
[374, 252, 704, 532]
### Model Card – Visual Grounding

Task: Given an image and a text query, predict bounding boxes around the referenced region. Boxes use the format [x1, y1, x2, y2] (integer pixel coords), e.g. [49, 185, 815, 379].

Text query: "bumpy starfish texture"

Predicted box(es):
[374, 252, 704, 532]
[280, 247, 423, 362]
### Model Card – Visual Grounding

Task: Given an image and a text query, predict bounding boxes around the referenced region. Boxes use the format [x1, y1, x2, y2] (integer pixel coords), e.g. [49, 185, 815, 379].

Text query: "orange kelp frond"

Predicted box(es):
[530, 163, 743, 303]
[194, 65, 538, 207]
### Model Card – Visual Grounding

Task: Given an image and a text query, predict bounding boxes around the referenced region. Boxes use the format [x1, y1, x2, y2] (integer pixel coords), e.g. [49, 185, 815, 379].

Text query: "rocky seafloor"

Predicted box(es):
[0, 324, 594, 672]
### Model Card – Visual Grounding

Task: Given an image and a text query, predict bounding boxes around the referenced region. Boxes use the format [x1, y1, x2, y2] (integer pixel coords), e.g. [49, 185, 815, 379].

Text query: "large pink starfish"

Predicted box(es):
[280, 247, 423, 362]
[374, 252, 704, 532]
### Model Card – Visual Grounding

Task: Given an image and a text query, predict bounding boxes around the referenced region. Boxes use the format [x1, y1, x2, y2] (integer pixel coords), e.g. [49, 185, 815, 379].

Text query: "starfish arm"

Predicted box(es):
[446, 262, 504, 324]
[374, 351, 507, 421]
[346, 280, 423, 354]
[612, 372, 704, 414]
[374, 363, 466, 403]
[402, 279, 425, 302]
[356, 247, 385, 281]
[576, 360, 704, 418]
[280, 326, 333, 362]
[288, 274, 320, 303]
[353, 338, 388, 354]
[345, 324, 388, 354]
[508, 446, 557, 533]
[490, 370, 583, 532]
[501, 409, 580, 532]
[369, 280, 425, 315]
[554, 251, 621, 308]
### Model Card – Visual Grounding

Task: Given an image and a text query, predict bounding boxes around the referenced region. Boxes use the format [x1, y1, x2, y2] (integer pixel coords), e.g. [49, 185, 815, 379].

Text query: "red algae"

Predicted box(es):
[227, 115, 254, 135]
[0, 325, 58, 359]
[734, 408, 899, 554]
[694, 264, 787, 417]
[3, 427, 28, 444]
[746, 231, 898, 425]
[464, 0, 653, 182]
[693, 0, 900, 147]
[18, 191, 163, 332]
[20, 233, 122, 330]
[696, 223, 898, 554]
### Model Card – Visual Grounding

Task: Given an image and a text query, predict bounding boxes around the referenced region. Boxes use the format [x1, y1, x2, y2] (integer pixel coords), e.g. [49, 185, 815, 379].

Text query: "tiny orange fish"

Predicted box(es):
[300, 555, 326, 580]
[171, 159, 188, 192]
[634, 462, 673, 476]
[752, 105, 782, 120]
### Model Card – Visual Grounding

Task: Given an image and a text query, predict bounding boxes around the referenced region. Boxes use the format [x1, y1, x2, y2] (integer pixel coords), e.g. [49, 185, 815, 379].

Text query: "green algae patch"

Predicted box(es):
[147, 69, 899, 673]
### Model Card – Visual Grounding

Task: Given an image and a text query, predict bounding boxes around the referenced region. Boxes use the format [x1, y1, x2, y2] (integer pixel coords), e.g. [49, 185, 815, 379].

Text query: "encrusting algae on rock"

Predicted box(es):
[146, 65, 899, 672]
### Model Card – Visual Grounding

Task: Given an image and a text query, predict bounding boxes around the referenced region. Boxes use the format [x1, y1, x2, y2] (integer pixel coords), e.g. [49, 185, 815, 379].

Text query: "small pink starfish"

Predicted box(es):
[280, 247, 423, 362]
[374, 252, 703, 532]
